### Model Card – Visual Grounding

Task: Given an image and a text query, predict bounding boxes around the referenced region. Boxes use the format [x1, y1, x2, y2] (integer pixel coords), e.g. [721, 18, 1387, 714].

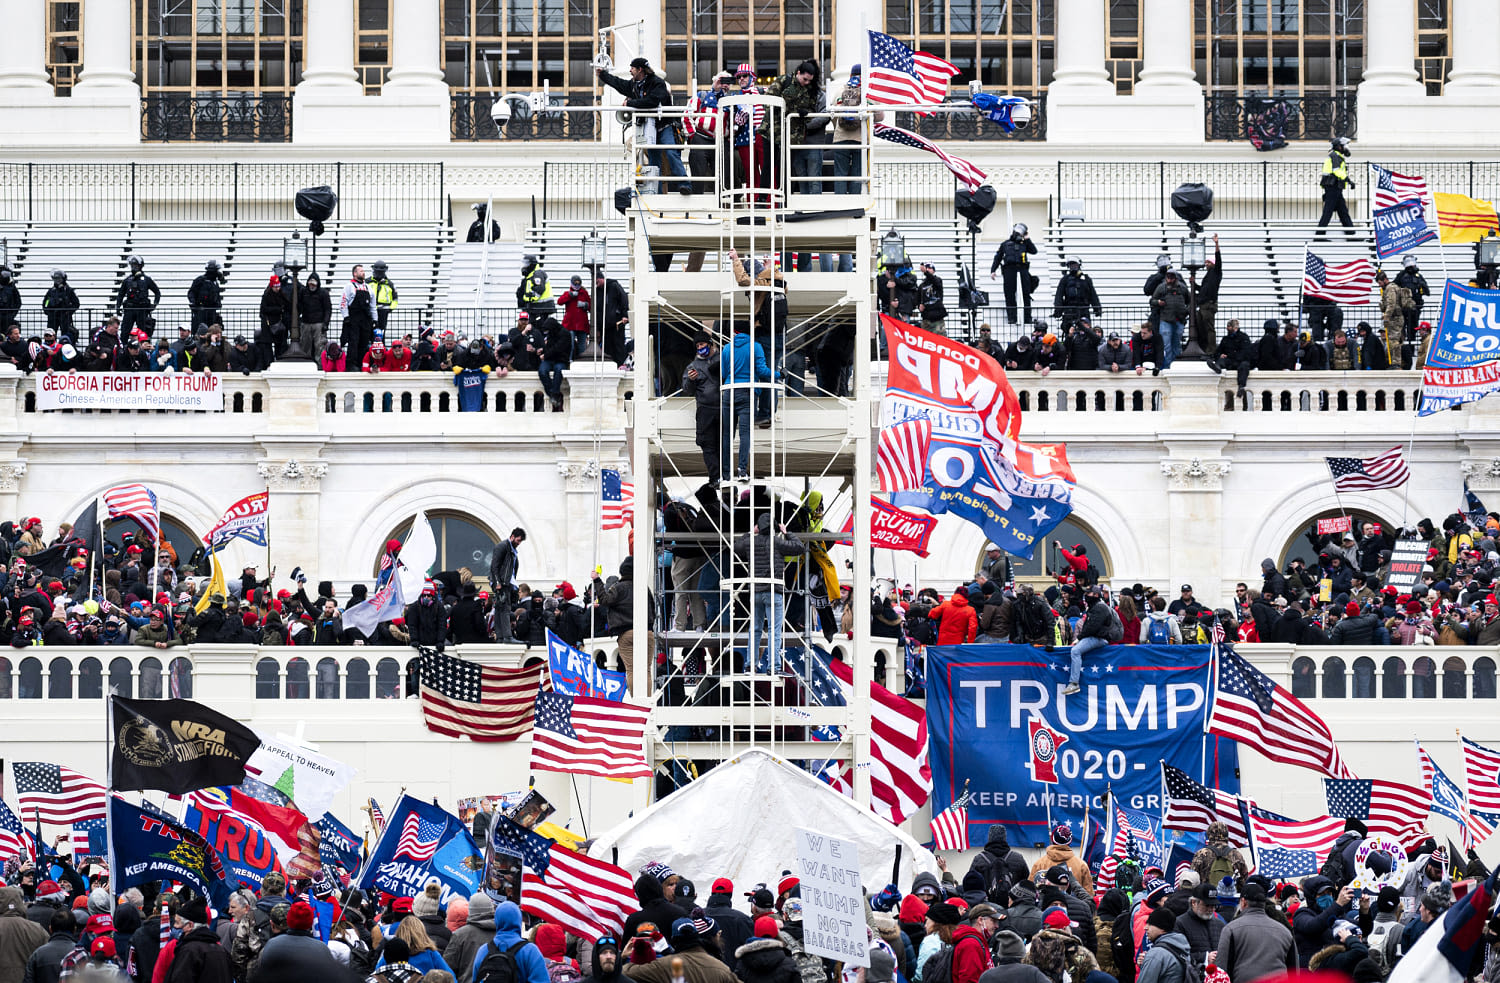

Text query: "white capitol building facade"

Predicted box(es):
[0, 0, 1499, 856]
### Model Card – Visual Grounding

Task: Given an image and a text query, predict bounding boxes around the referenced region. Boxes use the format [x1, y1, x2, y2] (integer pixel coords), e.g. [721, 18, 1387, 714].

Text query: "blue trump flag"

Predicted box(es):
[546, 629, 626, 701]
[925, 643, 1238, 848]
[317, 813, 362, 873]
[1419, 281, 1500, 415]
[1373, 200, 1437, 259]
[356, 793, 482, 906]
[182, 798, 281, 890]
[109, 797, 236, 911]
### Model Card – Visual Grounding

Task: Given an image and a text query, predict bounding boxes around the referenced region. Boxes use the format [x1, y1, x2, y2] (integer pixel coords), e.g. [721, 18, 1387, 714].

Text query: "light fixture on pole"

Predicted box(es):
[1479, 232, 1500, 270]
[579, 230, 608, 360]
[582, 230, 607, 269]
[0, 238, 8, 270]
[280, 231, 313, 362]
[879, 229, 906, 268]
[1170, 182, 1215, 364]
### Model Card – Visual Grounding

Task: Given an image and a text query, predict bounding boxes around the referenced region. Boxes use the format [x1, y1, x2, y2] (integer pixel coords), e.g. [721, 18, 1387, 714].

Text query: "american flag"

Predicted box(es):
[1418, 741, 1496, 849]
[1462, 736, 1500, 813]
[1302, 251, 1374, 305]
[503, 819, 636, 938]
[70, 818, 106, 858]
[601, 468, 634, 531]
[1208, 647, 1354, 780]
[873, 123, 987, 192]
[102, 483, 160, 541]
[1211, 620, 1226, 644]
[1370, 163, 1432, 212]
[530, 688, 652, 780]
[828, 658, 932, 825]
[866, 31, 957, 109]
[1326, 447, 1411, 492]
[392, 811, 445, 863]
[14, 762, 107, 824]
[877, 417, 932, 492]
[418, 650, 545, 742]
[159, 892, 172, 945]
[368, 797, 385, 833]
[0, 800, 30, 862]
[1247, 806, 1346, 879]
[1324, 778, 1431, 844]
[1161, 763, 1250, 845]
[930, 802, 969, 851]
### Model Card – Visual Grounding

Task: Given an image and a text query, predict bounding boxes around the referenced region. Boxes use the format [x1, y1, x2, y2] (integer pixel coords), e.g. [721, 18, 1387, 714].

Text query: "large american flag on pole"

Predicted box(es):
[1325, 447, 1411, 492]
[873, 123, 987, 192]
[14, 762, 107, 824]
[1161, 763, 1250, 845]
[1418, 741, 1496, 849]
[866, 31, 957, 109]
[1324, 778, 1431, 844]
[1247, 806, 1346, 879]
[102, 484, 160, 541]
[530, 689, 653, 780]
[1302, 250, 1374, 304]
[1462, 735, 1500, 813]
[1370, 163, 1432, 212]
[493, 817, 637, 937]
[1208, 647, 1355, 779]
[418, 650, 545, 741]
[828, 658, 931, 825]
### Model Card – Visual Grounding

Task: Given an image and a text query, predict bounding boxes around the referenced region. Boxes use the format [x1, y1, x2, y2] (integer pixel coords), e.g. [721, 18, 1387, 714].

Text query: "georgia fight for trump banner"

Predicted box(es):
[924, 643, 1238, 848]
[1421, 281, 1500, 415]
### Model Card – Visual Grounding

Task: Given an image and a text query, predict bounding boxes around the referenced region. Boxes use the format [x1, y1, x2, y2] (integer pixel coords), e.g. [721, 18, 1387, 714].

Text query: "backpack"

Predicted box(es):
[1206, 844, 1237, 888]
[333, 935, 376, 976]
[1169, 948, 1204, 983]
[1110, 910, 1136, 983]
[477, 939, 530, 983]
[1015, 596, 1048, 641]
[1319, 836, 1354, 886]
[921, 933, 983, 983]
[1146, 616, 1173, 645]
[547, 958, 582, 983]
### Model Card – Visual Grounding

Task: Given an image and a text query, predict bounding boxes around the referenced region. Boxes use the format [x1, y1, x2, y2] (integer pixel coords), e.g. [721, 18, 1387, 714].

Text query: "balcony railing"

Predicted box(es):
[1205, 92, 1357, 145]
[451, 93, 599, 141]
[142, 93, 293, 143]
[892, 93, 1046, 142]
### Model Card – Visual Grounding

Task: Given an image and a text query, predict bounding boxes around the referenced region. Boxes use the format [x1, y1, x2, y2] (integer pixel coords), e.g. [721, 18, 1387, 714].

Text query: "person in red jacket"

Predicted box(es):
[560, 275, 592, 357]
[385, 338, 413, 371]
[933, 588, 978, 644]
[923, 902, 991, 983]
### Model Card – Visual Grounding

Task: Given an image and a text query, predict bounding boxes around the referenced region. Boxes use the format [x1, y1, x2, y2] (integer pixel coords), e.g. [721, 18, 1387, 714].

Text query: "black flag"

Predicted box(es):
[110, 696, 261, 794]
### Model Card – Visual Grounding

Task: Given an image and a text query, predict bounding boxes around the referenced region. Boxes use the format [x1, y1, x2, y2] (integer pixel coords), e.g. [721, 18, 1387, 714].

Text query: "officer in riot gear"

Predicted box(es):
[990, 222, 1038, 324]
[116, 255, 161, 338]
[0, 267, 21, 330]
[1317, 136, 1354, 234]
[43, 270, 79, 340]
[1052, 257, 1101, 330]
[188, 259, 226, 333]
[369, 260, 398, 338]
[1394, 253, 1429, 367]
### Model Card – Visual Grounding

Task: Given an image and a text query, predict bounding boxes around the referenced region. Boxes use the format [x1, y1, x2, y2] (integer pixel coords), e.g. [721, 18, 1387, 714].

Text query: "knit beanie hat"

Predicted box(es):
[412, 883, 442, 919]
[1147, 906, 1177, 933]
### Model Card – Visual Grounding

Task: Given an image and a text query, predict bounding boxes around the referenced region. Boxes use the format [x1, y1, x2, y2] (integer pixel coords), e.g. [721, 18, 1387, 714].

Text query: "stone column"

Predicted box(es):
[611, 0, 662, 71]
[298, 0, 361, 94]
[257, 459, 329, 576]
[0, 461, 28, 527]
[0, 0, 50, 89]
[1160, 456, 1232, 603]
[1135, 0, 1196, 92]
[384, 0, 444, 91]
[1360, 0, 1422, 91]
[1447, 0, 1500, 91]
[73, 0, 137, 91]
[1049, 0, 1112, 93]
[833, 1, 873, 82]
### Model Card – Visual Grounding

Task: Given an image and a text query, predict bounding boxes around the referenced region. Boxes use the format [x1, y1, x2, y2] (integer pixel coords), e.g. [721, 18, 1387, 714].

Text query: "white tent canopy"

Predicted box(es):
[586, 747, 939, 897]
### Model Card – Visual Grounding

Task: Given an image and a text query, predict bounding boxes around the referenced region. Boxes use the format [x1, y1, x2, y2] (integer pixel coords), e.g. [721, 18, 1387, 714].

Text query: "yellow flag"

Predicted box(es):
[535, 821, 587, 852]
[194, 548, 227, 614]
[1435, 192, 1500, 244]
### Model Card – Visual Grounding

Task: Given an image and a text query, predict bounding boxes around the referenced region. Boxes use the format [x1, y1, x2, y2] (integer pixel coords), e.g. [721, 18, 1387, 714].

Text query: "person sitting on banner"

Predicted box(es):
[1061, 587, 1121, 696]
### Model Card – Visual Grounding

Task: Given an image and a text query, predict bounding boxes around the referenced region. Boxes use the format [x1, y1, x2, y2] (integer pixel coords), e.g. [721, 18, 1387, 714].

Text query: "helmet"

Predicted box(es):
[1402, 254, 1417, 269]
[522, 254, 538, 267]
[1066, 256, 1081, 268]
[128, 255, 143, 269]
[1155, 253, 1171, 270]
[205, 259, 220, 271]
[1332, 136, 1351, 153]
[1032, 318, 1049, 333]
[50, 269, 66, 281]
[372, 260, 388, 274]
[1012, 222, 1028, 236]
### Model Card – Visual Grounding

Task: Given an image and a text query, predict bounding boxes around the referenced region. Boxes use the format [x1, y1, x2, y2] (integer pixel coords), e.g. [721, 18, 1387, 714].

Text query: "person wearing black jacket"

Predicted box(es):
[298, 273, 333, 357]
[1142, 254, 1170, 331]
[537, 314, 572, 411]
[597, 58, 690, 194]
[1003, 335, 1037, 372]
[448, 584, 490, 643]
[1130, 323, 1164, 376]
[990, 223, 1038, 324]
[189, 594, 227, 642]
[1189, 236, 1222, 357]
[228, 336, 263, 374]
[621, 871, 687, 943]
[1063, 320, 1101, 370]
[403, 584, 448, 651]
[1272, 603, 1327, 645]
[966, 827, 1031, 905]
[1052, 259, 1101, 329]
[1256, 320, 1290, 370]
[682, 332, 723, 481]
[917, 264, 947, 334]
[594, 274, 630, 366]
[0, 268, 20, 331]
[704, 883, 754, 973]
[1209, 317, 1255, 390]
[1259, 559, 1288, 601]
[42, 271, 79, 341]
[489, 529, 524, 644]
[187, 261, 224, 332]
[116, 256, 161, 339]
[1330, 601, 1380, 644]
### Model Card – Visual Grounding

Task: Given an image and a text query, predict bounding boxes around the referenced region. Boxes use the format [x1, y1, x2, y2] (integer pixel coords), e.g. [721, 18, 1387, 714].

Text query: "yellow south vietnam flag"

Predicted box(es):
[194, 548, 227, 614]
[1435, 192, 1500, 243]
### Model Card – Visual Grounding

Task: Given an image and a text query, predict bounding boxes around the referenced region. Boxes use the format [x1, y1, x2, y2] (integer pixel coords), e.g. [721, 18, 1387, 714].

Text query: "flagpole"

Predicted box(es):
[1399, 414, 1419, 527]
[104, 688, 115, 899]
[570, 775, 590, 838]
[1298, 244, 1309, 347]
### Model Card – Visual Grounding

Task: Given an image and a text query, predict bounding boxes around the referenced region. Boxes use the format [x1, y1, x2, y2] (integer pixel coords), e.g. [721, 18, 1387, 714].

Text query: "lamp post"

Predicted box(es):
[580, 230, 608, 360]
[1479, 233, 1500, 288]
[1177, 232, 1209, 362]
[280, 232, 313, 362]
[879, 229, 905, 269]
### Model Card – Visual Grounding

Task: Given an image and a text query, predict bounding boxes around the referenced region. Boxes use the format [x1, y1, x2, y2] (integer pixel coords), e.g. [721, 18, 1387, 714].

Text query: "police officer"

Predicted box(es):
[1317, 136, 1354, 234]
[990, 222, 1038, 324]
[370, 260, 398, 338]
[466, 203, 502, 243]
[517, 255, 555, 318]
[116, 255, 161, 338]
[187, 259, 225, 332]
[1395, 254, 1429, 367]
[917, 262, 946, 334]
[0, 267, 21, 329]
[43, 270, 79, 341]
[1052, 257, 1101, 329]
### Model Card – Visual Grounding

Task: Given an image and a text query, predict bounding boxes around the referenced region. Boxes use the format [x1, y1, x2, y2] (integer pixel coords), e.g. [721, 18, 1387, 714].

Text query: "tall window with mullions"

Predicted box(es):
[662, 0, 831, 98]
[1193, 0, 1365, 98]
[884, 0, 1054, 95]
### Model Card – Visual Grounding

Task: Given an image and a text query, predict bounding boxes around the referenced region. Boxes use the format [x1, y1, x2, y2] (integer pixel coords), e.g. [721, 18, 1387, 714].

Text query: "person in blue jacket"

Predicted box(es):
[719, 320, 773, 480]
[472, 900, 550, 983]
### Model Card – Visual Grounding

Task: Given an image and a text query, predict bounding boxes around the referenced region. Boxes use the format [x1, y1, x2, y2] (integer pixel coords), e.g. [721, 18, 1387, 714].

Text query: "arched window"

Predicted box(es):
[346, 658, 371, 699]
[109, 657, 133, 699]
[1476, 657, 1497, 699]
[256, 658, 280, 699]
[1291, 657, 1316, 699]
[1351, 657, 1375, 699]
[316, 658, 340, 699]
[378, 512, 500, 581]
[168, 658, 193, 698]
[1382, 657, 1407, 699]
[977, 516, 1110, 587]
[0, 656, 10, 699]
[1413, 656, 1436, 699]
[78, 658, 103, 700]
[1443, 657, 1468, 699]
[1321, 656, 1346, 698]
[286, 657, 310, 699]
[18, 657, 41, 699]
[1278, 509, 1398, 571]
[375, 658, 401, 699]
[101, 513, 202, 576]
[139, 658, 162, 699]
[405, 658, 420, 698]
[47, 657, 72, 699]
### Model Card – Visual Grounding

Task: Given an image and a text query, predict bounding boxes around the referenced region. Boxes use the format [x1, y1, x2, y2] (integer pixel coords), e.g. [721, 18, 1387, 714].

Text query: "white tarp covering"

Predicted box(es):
[586, 747, 939, 895]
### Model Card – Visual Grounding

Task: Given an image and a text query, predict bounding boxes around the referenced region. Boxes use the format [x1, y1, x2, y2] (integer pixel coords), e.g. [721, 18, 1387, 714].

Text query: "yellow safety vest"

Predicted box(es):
[373, 278, 398, 308]
[1322, 152, 1348, 182]
[523, 268, 553, 305]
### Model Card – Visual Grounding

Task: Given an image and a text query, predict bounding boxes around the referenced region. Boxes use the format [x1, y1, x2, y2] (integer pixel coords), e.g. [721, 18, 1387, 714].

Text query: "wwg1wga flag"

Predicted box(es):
[874, 123, 986, 192]
[530, 689, 652, 780]
[865, 30, 958, 109]
[14, 762, 107, 824]
[102, 483, 160, 541]
[601, 468, 634, 530]
[1324, 778, 1432, 844]
[1370, 163, 1432, 212]
[1208, 646, 1355, 779]
[418, 650, 545, 741]
[1326, 447, 1410, 492]
[1302, 251, 1374, 304]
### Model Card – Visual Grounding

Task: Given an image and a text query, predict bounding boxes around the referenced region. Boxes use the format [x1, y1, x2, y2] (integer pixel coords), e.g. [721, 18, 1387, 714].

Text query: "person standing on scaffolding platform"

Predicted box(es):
[731, 64, 768, 197]
[598, 57, 690, 195]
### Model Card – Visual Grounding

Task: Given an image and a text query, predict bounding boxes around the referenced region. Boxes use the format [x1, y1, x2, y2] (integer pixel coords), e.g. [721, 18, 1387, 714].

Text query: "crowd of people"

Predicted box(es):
[4, 808, 1498, 983]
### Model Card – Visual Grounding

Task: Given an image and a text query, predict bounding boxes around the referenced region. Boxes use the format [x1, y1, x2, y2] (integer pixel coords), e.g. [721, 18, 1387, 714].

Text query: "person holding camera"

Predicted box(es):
[990, 223, 1038, 325]
[598, 57, 689, 195]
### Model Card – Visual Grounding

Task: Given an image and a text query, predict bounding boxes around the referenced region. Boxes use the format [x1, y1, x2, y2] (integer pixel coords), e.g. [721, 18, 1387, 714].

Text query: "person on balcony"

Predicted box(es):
[598, 57, 690, 196]
[42, 270, 79, 342]
[115, 256, 160, 340]
[370, 260, 399, 339]
[1063, 318, 1101, 370]
[685, 71, 732, 188]
[764, 60, 826, 199]
[298, 272, 332, 359]
[1395, 255, 1429, 366]
[1052, 258, 1100, 331]
[1130, 322, 1164, 377]
[1208, 318, 1254, 392]
[1316, 137, 1355, 235]
[992, 224, 1039, 325]
[1189, 235, 1222, 358]
[1150, 268, 1191, 368]
[187, 260, 224, 333]
[340, 264, 378, 371]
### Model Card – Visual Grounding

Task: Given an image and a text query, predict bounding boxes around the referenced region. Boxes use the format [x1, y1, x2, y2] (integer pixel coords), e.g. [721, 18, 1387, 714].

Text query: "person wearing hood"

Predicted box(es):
[1028, 825, 1093, 900]
[703, 880, 753, 972]
[471, 901, 549, 983]
[623, 863, 689, 942]
[583, 935, 627, 983]
[626, 919, 738, 983]
[1308, 919, 1372, 977]
[933, 588, 978, 644]
[1398, 845, 1450, 904]
[898, 893, 929, 955]
[443, 892, 497, 983]
[110, 901, 142, 971]
[734, 917, 800, 983]
[1022, 909, 1098, 983]
[977, 928, 1047, 983]
[26, 878, 70, 932]
[1135, 907, 1191, 983]
[1292, 877, 1354, 967]
[994, 880, 1043, 945]
[966, 828, 1029, 906]
[536, 922, 579, 983]
[871, 911, 914, 979]
[0, 885, 46, 981]
[1093, 889, 1128, 980]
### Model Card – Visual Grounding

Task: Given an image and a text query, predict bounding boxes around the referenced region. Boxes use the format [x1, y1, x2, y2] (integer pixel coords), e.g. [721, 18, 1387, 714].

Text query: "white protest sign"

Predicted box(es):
[794, 826, 869, 967]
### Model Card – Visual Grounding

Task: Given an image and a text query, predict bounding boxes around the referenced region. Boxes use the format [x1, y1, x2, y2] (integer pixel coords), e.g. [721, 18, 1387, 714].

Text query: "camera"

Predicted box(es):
[489, 99, 512, 127]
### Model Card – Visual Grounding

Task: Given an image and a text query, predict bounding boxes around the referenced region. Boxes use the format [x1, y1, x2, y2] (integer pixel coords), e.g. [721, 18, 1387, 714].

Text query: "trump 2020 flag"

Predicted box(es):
[357, 793, 482, 906]
[109, 796, 237, 912]
[110, 696, 261, 794]
[546, 629, 626, 702]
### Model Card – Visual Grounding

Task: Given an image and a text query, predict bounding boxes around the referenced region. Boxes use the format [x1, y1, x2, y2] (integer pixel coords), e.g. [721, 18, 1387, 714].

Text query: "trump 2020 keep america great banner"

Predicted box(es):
[925, 644, 1239, 848]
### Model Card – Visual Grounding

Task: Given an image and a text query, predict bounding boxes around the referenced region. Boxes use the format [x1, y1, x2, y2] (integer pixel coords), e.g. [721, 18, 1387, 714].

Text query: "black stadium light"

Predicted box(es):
[955, 185, 997, 235]
[1170, 182, 1214, 234]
